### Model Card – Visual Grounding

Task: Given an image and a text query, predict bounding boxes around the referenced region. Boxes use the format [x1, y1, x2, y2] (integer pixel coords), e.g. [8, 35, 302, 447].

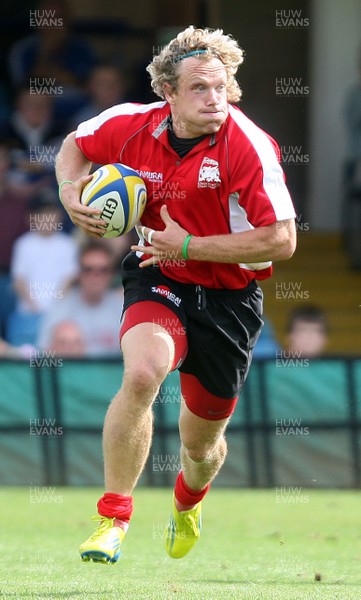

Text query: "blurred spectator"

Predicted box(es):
[7, 0, 97, 120]
[285, 305, 329, 358]
[46, 320, 86, 357]
[0, 88, 64, 187]
[0, 336, 35, 359]
[38, 241, 123, 357]
[0, 141, 32, 338]
[8, 188, 79, 345]
[70, 64, 126, 129]
[0, 320, 85, 360]
[97, 231, 137, 286]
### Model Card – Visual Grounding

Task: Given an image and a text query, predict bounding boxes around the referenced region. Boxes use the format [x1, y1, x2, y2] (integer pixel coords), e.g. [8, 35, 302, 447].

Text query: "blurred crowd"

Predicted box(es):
[1, 0, 357, 360]
[0, 0, 141, 359]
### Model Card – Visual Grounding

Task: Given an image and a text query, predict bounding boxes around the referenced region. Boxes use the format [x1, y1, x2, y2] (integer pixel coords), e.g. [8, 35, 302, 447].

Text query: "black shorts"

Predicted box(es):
[120, 252, 263, 399]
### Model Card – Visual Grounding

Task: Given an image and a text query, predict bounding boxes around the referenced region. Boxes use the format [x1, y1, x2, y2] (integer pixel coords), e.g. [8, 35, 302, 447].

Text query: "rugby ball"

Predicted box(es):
[81, 163, 147, 238]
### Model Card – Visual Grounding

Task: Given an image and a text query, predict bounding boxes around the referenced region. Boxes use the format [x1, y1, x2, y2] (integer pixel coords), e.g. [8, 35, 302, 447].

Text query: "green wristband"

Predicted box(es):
[58, 180, 74, 202]
[182, 234, 193, 260]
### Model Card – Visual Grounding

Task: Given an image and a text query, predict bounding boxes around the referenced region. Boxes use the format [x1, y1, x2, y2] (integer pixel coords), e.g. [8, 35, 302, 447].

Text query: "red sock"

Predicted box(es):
[174, 471, 210, 511]
[97, 493, 133, 531]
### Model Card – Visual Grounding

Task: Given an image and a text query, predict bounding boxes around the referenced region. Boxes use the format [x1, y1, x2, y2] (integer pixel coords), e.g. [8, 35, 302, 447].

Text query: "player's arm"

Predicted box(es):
[132, 205, 296, 266]
[187, 217, 297, 263]
[55, 132, 107, 237]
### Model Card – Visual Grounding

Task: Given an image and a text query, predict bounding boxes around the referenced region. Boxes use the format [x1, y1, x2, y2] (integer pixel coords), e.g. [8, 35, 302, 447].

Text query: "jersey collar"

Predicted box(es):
[149, 103, 228, 154]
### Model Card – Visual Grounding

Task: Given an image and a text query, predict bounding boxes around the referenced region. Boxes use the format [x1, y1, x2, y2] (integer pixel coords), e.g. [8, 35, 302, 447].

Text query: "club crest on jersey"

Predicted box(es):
[151, 285, 181, 307]
[198, 157, 221, 189]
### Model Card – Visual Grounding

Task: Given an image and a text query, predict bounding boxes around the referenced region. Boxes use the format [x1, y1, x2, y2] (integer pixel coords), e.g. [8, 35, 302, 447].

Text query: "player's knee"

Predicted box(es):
[185, 447, 210, 462]
[123, 359, 168, 400]
[183, 435, 227, 463]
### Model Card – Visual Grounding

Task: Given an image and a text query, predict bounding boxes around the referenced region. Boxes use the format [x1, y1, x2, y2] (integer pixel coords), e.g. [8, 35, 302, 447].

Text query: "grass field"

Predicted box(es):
[1, 488, 361, 599]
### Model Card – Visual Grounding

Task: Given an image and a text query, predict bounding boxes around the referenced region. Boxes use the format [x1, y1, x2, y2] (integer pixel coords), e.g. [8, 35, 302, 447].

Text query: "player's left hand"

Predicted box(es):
[131, 205, 191, 268]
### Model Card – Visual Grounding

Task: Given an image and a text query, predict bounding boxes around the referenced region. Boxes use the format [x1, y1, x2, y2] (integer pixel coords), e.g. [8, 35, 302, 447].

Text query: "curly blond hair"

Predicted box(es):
[146, 26, 244, 103]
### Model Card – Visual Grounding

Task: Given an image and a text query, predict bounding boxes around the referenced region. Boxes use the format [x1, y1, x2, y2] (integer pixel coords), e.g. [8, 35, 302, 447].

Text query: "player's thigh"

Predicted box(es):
[121, 321, 175, 381]
[178, 399, 230, 454]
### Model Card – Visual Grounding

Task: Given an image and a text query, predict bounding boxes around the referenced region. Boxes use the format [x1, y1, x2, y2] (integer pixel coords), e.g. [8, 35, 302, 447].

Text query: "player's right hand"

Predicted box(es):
[59, 176, 108, 238]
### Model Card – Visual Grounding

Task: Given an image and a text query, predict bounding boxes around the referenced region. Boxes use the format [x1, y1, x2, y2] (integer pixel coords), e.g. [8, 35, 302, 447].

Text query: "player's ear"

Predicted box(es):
[163, 83, 177, 104]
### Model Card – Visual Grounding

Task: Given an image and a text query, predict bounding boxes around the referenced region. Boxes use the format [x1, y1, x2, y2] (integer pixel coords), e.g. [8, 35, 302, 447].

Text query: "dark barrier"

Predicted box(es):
[0, 357, 360, 487]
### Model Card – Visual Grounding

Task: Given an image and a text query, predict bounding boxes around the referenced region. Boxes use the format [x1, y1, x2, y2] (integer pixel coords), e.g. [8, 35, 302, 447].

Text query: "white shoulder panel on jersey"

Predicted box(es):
[228, 105, 296, 222]
[76, 101, 167, 138]
[228, 192, 272, 271]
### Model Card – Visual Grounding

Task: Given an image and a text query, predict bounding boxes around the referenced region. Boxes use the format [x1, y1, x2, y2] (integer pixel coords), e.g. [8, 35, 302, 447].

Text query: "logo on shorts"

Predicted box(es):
[151, 285, 181, 307]
[207, 409, 229, 416]
[198, 157, 221, 189]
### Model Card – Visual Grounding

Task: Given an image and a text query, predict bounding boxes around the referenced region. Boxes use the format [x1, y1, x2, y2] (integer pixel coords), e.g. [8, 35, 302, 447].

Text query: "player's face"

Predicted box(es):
[165, 57, 228, 138]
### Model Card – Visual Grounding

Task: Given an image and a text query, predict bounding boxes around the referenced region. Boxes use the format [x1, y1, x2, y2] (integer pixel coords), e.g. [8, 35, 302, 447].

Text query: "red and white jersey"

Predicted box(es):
[76, 101, 296, 289]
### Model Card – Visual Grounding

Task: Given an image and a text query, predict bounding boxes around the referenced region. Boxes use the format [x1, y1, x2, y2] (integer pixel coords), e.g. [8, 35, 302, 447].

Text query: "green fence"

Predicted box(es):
[1, 357, 360, 488]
